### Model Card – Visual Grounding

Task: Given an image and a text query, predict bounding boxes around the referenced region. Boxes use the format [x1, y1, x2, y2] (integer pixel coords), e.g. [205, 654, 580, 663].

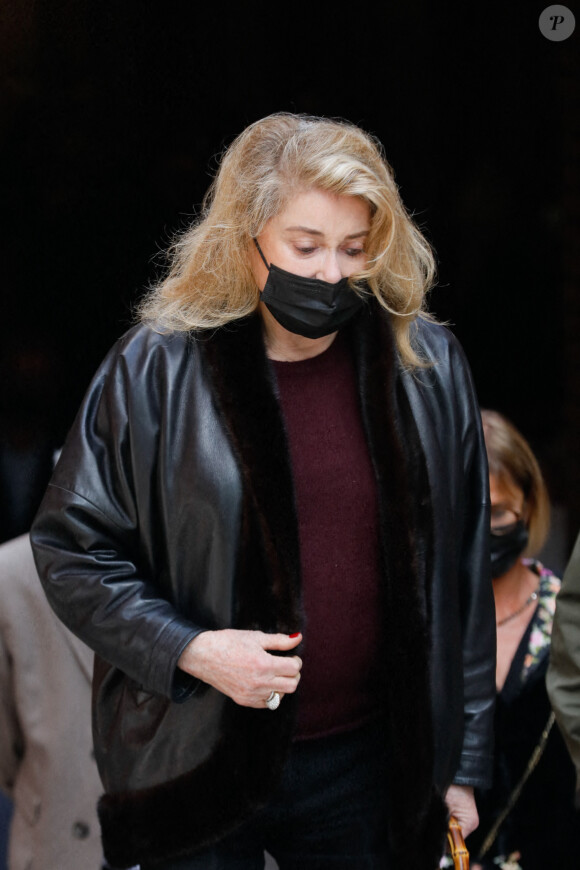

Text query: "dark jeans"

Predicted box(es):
[142, 719, 391, 869]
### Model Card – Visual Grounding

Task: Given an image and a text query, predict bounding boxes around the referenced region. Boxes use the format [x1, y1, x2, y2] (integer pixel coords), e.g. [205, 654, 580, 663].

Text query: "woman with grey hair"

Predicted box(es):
[31, 112, 495, 869]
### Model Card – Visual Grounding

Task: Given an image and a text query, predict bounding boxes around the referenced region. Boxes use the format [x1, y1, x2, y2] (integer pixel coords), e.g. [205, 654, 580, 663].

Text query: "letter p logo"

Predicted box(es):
[539, 5, 576, 40]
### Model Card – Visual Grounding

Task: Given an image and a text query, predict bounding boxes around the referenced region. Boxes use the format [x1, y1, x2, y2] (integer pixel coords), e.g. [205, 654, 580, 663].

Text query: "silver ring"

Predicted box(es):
[265, 691, 281, 711]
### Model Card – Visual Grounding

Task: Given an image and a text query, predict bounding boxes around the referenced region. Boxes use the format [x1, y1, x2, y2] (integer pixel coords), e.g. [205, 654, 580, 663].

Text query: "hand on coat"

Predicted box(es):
[178, 629, 302, 708]
[444, 784, 478, 838]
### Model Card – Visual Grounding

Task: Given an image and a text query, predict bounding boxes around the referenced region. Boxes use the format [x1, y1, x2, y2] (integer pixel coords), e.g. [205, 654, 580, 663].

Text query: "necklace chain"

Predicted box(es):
[497, 585, 540, 627]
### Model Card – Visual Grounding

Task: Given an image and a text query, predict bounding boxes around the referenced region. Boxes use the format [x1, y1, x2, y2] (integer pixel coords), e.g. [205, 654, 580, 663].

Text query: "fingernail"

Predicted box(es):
[289, 632, 300, 638]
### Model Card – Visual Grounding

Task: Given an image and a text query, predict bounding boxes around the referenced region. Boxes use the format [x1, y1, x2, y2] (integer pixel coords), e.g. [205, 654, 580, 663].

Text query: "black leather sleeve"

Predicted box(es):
[405, 320, 496, 789]
[450, 337, 496, 786]
[31, 329, 204, 700]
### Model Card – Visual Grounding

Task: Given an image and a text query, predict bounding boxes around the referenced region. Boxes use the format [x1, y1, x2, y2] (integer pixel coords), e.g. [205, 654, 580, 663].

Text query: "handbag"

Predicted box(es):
[446, 816, 469, 869]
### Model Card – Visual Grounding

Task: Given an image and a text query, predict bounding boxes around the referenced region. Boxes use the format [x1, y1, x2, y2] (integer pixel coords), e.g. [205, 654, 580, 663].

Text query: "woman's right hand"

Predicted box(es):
[177, 629, 302, 708]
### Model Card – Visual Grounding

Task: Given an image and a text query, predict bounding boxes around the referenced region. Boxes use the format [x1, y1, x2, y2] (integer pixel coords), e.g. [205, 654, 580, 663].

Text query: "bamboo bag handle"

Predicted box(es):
[447, 816, 469, 869]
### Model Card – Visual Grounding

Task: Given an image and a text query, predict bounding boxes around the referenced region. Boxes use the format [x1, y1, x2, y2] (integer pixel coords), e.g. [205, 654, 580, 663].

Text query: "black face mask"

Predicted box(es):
[254, 239, 365, 339]
[490, 520, 529, 578]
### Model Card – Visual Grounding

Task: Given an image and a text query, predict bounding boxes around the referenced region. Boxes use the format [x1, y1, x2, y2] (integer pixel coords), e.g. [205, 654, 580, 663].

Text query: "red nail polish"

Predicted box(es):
[289, 632, 300, 638]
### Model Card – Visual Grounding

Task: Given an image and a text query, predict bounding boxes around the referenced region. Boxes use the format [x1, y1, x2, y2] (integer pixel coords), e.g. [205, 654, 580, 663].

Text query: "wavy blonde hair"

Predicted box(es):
[481, 409, 551, 556]
[138, 112, 437, 366]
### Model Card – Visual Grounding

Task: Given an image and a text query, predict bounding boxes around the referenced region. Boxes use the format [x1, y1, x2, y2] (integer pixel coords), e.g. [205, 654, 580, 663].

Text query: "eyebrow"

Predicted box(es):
[284, 226, 369, 239]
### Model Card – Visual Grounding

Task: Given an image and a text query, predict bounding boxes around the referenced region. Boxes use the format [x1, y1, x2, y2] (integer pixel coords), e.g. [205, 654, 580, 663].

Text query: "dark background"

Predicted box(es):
[0, 0, 579, 556]
[0, 2, 578, 863]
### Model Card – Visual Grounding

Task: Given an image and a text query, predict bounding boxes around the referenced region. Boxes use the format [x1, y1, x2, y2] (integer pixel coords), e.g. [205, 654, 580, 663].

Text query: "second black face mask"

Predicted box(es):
[254, 239, 365, 339]
[490, 520, 529, 579]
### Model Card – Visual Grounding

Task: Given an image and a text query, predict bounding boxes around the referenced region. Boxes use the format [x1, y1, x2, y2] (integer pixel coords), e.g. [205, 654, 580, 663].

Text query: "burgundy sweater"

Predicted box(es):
[273, 333, 383, 739]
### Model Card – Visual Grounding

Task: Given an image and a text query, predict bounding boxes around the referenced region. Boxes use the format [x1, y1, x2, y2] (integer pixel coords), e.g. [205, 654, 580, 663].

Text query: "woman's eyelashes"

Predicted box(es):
[293, 245, 365, 257]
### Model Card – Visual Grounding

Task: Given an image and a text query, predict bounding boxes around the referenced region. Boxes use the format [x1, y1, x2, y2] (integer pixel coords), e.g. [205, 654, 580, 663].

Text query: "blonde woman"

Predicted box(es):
[468, 410, 580, 870]
[31, 113, 495, 870]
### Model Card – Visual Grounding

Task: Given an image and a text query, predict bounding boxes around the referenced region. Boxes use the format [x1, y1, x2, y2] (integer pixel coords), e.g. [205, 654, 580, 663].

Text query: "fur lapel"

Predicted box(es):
[201, 314, 303, 637]
[351, 306, 448, 867]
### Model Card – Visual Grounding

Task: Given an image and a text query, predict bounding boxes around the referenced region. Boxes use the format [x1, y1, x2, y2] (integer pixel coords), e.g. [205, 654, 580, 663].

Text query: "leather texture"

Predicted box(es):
[31, 304, 495, 868]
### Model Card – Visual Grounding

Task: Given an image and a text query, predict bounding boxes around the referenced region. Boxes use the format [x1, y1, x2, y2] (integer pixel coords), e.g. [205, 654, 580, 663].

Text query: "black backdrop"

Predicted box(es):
[1, 0, 578, 548]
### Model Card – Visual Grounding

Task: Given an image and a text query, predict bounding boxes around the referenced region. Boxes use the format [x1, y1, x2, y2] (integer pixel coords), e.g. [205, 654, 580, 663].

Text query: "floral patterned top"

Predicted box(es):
[520, 559, 560, 683]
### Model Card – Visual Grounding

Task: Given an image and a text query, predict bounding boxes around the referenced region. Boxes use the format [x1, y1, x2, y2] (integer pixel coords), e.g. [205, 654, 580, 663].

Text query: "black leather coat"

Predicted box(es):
[31, 304, 495, 869]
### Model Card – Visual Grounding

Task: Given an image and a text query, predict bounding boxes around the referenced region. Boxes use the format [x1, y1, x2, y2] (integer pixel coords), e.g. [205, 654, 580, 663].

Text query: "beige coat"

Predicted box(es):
[0, 535, 103, 870]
